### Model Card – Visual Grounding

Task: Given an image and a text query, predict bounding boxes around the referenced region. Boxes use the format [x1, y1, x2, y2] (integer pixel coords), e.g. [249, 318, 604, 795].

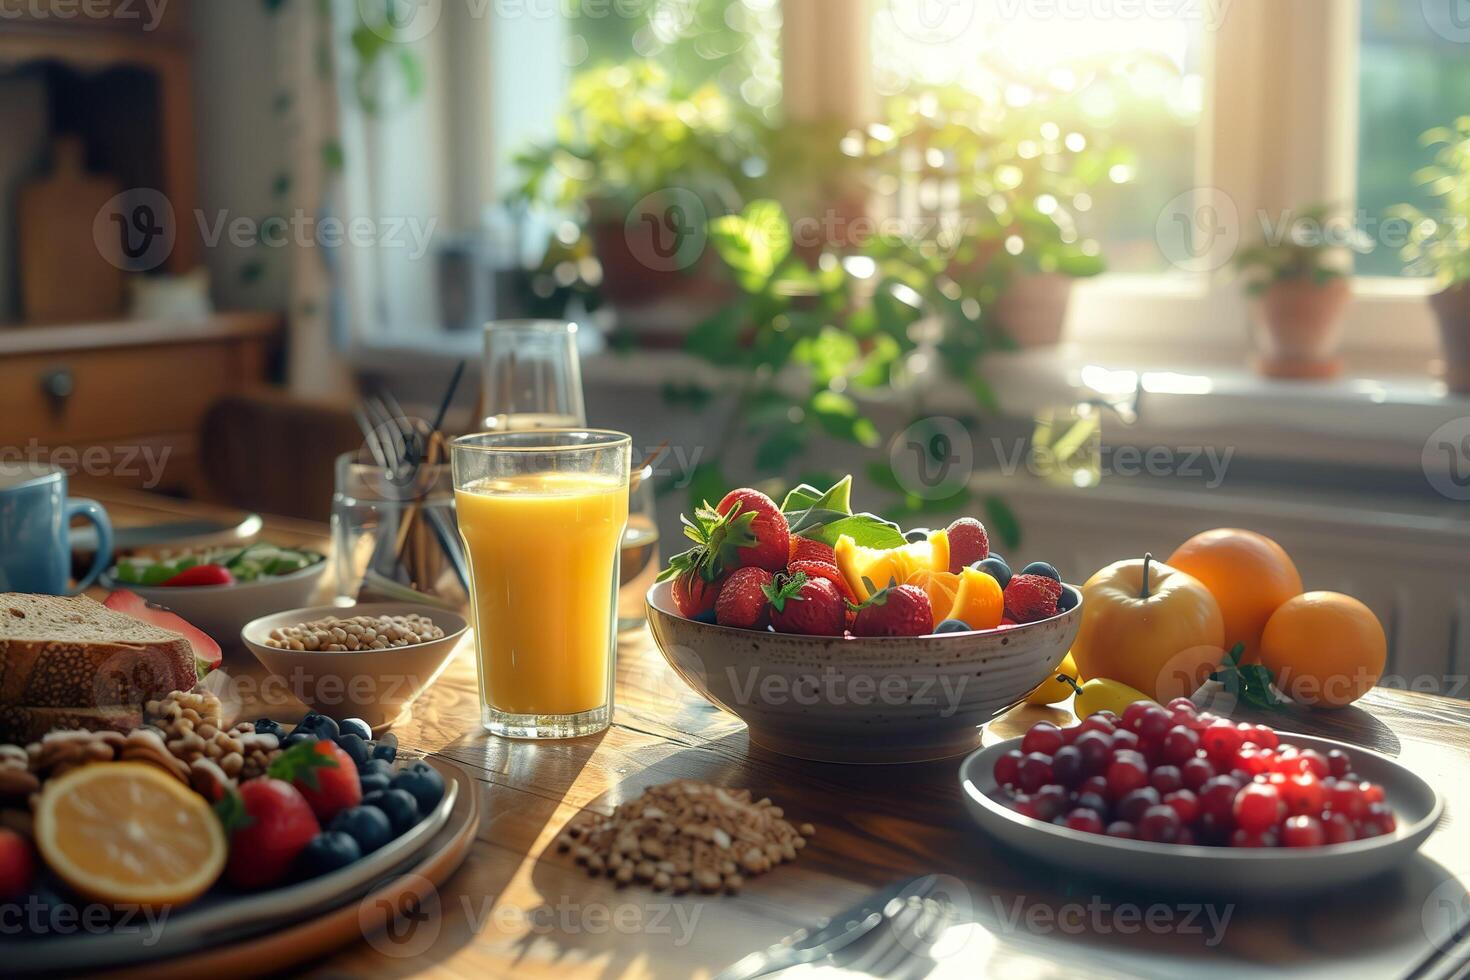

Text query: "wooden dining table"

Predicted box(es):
[87, 486, 1470, 979]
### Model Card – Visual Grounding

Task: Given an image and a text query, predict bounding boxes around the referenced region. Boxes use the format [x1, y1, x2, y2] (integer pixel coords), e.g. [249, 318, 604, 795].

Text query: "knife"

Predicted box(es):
[714, 874, 939, 980]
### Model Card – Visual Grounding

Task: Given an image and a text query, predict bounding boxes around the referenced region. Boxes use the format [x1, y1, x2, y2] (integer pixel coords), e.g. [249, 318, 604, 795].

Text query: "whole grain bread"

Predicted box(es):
[0, 594, 197, 742]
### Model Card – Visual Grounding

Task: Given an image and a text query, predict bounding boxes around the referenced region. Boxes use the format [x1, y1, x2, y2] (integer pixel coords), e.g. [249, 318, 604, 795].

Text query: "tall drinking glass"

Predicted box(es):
[481, 320, 587, 431]
[452, 430, 631, 739]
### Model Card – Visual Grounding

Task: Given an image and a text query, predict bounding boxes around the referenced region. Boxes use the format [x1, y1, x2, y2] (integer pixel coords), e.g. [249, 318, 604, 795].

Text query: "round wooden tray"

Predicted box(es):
[18, 757, 480, 979]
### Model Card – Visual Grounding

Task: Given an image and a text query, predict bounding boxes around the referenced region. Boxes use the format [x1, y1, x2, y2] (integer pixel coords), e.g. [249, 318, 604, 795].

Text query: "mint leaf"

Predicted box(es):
[780, 475, 853, 515]
[1210, 642, 1284, 710]
[792, 512, 905, 549]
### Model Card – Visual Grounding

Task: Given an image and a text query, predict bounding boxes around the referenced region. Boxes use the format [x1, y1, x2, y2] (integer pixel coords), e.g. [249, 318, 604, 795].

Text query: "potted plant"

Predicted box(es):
[1234, 204, 1365, 379]
[509, 62, 760, 337]
[1390, 118, 1470, 393]
[870, 87, 1121, 347]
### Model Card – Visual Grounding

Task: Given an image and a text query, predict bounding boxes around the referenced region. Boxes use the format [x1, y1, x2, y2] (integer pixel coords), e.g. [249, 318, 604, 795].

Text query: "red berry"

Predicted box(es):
[788, 535, 837, 566]
[1117, 787, 1161, 823]
[1138, 804, 1183, 844]
[1279, 773, 1326, 817]
[222, 778, 321, 889]
[1051, 745, 1084, 787]
[851, 584, 933, 638]
[1201, 720, 1243, 761]
[1149, 765, 1183, 794]
[1105, 752, 1149, 798]
[1364, 801, 1396, 834]
[1281, 815, 1325, 847]
[1326, 749, 1352, 777]
[1327, 780, 1366, 819]
[1250, 725, 1279, 750]
[1033, 785, 1069, 821]
[1164, 789, 1200, 824]
[276, 740, 362, 824]
[1110, 729, 1140, 752]
[994, 749, 1023, 786]
[1121, 700, 1153, 733]
[1181, 756, 1216, 791]
[1105, 821, 1137, 839]
[1137, 706, 1172, 741]
[1324, 812, 1356, 844]
[1065, 809, 1104, 834]
[787, 559, 858, 604]
[767, 575, 847, 636]
[1361, 782, 1385, 804]
[1018, 753, 1055, 794]
[0, 829, 35, 901]
[671, 569, 723, 618]
[1233, 783, 1285, 831]
[1230, 827, 1279, 847]
[945, 517, 990, 572]
[1003, 573, 1062, 623]
[1198, 775, 1243, 824]
[1294, 750, 1330, 779]
[1167, 697, 1197, 714]
[1022, 722, 1065, 756]
[715, 566, 776, 629]
[715, 489, 790, 572]
[1162, 725, 1200, 764]
[1078, 716, 1116, 737]
[1073, 731, 1111, 774]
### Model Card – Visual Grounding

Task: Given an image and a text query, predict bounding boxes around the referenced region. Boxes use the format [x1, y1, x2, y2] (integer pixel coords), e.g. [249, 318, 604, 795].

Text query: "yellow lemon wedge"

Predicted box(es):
[950, 566, 1005, 631]
[35, 762, 226, 908]
[835, 530, 952, 601]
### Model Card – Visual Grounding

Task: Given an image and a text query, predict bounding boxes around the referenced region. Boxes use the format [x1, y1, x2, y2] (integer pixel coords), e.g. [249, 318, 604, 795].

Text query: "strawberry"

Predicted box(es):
[851, 584, 933, 637]
[658, 488, 788, 612]
[216, 777, 320, 889]
[945, 518, 990, 573]
[671, 569, 724, 619]
[716, 567, 775, 629]
[764, 573, 846, 636]
[716, 489, 790, 571]
[788, 559, 858, 604]
[270, 739, 361, 823]
[788, 535, 837, 567]
[1004, 573, 1062, 623]
[0, 829, 35, 901]
[160, 564, 235, 587]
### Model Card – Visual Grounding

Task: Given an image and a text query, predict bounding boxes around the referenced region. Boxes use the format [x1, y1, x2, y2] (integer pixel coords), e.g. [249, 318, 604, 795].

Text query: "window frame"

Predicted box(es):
[785, 0, 1441, 366]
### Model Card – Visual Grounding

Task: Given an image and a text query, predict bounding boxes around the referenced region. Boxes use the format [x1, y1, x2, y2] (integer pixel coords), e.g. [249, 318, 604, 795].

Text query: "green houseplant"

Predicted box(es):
[1390, 117, 1470, 393]
[1234, 203, 1365, 379]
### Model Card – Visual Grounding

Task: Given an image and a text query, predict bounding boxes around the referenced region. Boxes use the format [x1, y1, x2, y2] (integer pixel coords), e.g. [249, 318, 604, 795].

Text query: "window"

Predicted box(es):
[1356, 0, 1470, 278]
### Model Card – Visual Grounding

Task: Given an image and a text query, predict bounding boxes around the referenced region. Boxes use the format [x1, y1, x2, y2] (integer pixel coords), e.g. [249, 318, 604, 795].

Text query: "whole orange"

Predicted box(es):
[1167, 528, 1302, 661]
[1258, 592, 1385, 708]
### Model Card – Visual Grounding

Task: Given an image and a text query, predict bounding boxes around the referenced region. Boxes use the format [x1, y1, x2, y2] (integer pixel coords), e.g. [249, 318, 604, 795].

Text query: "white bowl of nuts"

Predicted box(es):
[240, 603, 467, 730]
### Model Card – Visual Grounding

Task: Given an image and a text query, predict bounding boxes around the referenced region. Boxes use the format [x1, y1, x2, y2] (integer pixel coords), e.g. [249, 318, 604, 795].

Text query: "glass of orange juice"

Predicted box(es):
[451, 429, 630, 738]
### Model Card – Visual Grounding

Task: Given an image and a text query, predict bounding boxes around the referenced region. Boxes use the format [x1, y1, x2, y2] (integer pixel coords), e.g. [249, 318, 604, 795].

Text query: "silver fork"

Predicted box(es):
[714, 875, 941, 980]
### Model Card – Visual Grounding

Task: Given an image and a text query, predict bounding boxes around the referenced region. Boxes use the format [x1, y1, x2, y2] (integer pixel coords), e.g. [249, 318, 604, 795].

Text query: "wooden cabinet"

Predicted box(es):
[0, 314, 280, 493]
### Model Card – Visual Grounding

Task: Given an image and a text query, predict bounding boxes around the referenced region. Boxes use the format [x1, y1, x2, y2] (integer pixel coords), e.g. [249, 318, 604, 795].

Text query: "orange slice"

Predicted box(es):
[35, 762, 226, 908]
[905, 569, 962, 629]
[950, 566, 1005, 630]
[835, 530, 953, 601]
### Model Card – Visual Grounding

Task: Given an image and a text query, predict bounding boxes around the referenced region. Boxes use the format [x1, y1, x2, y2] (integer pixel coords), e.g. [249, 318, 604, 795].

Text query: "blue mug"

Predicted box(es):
[0, 464, 113, 595]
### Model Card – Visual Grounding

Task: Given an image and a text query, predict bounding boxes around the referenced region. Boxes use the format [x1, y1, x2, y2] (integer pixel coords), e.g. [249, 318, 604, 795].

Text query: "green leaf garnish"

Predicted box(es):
[1210, 642, 1284, 710]
[760, 571, 809, 613]
[267, 739, 340, 789]
[214, 790, 253, 833]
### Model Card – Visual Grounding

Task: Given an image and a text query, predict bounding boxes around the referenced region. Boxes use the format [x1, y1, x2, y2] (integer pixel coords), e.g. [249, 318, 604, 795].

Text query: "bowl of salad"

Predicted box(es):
[101, 543, 328, 645]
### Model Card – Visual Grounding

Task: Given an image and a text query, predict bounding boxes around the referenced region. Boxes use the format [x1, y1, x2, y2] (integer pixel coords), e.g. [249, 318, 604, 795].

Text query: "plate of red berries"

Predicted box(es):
[960, 699, 1443, 894]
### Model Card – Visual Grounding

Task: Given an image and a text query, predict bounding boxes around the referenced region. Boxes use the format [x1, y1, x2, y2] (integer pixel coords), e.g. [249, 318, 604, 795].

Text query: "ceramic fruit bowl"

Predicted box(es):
[241, 602, 467, 730]
[645, 581, 1082, 764]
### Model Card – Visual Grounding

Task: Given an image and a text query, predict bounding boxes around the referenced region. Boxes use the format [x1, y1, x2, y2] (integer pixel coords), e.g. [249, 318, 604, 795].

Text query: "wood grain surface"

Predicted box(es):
[91, 491, 1470, 980]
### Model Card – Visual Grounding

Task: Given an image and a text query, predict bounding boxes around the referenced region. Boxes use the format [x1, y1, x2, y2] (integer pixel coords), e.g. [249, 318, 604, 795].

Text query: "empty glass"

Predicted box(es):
[617, 463, 660, 632]
[481, 320, 587, 431]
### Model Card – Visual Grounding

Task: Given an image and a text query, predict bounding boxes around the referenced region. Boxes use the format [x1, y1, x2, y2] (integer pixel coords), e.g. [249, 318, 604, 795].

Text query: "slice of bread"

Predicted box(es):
[0, 594, 198, 742]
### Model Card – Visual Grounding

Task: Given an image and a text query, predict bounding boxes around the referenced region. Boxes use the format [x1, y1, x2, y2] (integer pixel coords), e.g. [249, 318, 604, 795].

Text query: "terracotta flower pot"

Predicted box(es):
[1429, 283, 1470, 394]
[1250, 277, 1351, 379]
[993, 272, 1074, 348]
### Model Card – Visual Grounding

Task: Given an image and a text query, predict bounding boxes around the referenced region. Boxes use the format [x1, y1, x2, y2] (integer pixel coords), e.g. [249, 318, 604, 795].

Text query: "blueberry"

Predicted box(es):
[359, 772, 391, 795]
[1057, 587, 1078, 612]
[903, 528, 931, 543]
[338, 718, 373, 741]
[335, 733, 371, 767]
[934, 618, 972, 634]
[297, 713, 340, 740]
[297, 831, 362, 877]
[253, 718, 285, 740]
[372, 732, 398, 764]
[692, 608, 717, 624]
[282, 731, 318, 749]
[362, 789, 420, 835]
[329, 805, 393, 854]
[390, 765, 445, 813]
[972, 556, 1012, 589]
[1020, 561, 1061, 583]
[987, 552, 1005, 567]
[360, 757, 393, 778]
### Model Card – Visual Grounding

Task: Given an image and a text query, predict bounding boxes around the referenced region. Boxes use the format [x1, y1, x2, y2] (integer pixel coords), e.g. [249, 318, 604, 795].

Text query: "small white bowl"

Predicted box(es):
[101, 560, 328, 646]
[241, 602, 468, 730]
